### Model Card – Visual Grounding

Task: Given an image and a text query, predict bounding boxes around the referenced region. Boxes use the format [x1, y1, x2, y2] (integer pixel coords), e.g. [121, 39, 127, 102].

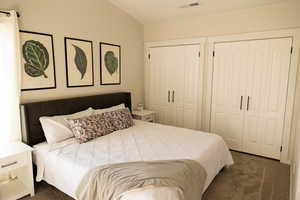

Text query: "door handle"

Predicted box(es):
[168, 91, 170, 103]
[1, 161, 18, 168]
[172, 91, 175, 103]
[240, 96, 243, 110]
[247, 96, 250, 111]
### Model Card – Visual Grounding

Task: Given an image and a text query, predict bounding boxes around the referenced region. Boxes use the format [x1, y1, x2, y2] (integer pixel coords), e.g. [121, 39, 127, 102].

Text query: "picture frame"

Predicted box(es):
[100, 42, 121, 85]
[65, 37, 94, 88]
[20, 30, 56, 91]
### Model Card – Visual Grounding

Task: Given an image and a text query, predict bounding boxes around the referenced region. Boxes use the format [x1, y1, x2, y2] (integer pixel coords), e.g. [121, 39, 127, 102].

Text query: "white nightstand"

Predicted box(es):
[0, 142, 34, 200]
[132, 110, 156, 123]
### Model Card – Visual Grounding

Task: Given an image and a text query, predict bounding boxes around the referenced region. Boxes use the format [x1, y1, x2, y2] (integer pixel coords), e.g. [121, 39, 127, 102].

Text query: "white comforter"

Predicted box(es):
[33, 120, 233, 200]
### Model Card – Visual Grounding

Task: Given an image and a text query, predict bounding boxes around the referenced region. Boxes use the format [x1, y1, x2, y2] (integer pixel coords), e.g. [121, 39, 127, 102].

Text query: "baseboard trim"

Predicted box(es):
[282, 159, 292, 165]
[290, 163, 294, 200]
[230, 150, 290, 164]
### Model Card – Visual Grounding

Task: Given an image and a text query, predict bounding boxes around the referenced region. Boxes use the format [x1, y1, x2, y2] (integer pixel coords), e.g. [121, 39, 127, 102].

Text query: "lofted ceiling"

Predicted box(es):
[109, 0, 286, 24]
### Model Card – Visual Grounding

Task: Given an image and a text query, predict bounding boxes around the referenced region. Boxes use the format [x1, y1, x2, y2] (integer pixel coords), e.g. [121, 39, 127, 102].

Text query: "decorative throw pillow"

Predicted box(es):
[66, 113, 114, 144]
[103, 108, 134, 131]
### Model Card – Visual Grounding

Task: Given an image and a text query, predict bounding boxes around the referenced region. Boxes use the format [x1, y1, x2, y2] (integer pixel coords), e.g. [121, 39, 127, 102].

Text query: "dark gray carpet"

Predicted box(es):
[21, 151, 290, 200]
[202, 151, 290, 200]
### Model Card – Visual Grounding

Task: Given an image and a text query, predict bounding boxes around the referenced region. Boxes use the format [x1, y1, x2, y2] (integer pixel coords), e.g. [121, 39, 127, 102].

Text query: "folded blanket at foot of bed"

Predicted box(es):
[76, 159, 207, 200]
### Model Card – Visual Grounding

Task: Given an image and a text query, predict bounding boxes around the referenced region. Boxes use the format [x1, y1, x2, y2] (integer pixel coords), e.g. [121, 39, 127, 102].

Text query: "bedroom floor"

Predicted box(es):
[202, 151, 290, 200]
[21, 151, 290, 200]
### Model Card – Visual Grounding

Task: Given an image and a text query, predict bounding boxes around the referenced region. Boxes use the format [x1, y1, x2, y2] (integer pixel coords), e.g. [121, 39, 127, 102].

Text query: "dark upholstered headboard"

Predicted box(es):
[20, 92, 131, 146]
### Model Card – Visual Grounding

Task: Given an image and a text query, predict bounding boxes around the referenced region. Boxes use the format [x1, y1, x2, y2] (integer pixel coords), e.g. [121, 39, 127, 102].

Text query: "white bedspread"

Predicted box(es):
[33, 120, 233, 199]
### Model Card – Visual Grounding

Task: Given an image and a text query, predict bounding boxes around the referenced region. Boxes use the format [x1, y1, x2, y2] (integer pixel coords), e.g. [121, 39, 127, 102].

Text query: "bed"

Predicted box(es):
[21, 92, 233, 200]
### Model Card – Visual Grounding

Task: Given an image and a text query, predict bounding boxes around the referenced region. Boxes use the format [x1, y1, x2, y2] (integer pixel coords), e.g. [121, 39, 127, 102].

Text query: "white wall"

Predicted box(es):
[291, 56, 300, 199]
[144, 0, 300, 42]
[292, 103, 300, 199]
[1, 0, 144, 106]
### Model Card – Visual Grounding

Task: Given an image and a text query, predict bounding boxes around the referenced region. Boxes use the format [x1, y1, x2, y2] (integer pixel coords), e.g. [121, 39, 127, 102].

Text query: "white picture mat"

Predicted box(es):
[20, 32, 55, 90]
[66, 39, 94, 87]
[101, 43, 120, 84]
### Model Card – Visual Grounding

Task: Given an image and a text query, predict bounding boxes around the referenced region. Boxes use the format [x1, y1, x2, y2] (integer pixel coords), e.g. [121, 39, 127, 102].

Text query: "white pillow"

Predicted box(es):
[40, 108, 93, 144]
[93, 104, 125, 115]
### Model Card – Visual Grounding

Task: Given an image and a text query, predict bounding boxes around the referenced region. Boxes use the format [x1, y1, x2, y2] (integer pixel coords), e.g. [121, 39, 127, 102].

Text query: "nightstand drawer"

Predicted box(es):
[142, 115, 154, 122]
[132, 110, 156, 123]
[0, 152, 28, 173]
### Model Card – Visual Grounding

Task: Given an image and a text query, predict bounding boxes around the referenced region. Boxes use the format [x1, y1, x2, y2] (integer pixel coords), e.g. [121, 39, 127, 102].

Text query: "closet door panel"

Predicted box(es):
[170, 46, 185, 106]
[183, 45, 201, 129]
[211, 42, 248, 151]
[148, 48, 168, 106]
[242, 40, 269, 156]
[147, 44, 202, 129]
[147, 48, 160, 121]
[243, 38, 292, 159]
[148, 47, 170, 124]
[168, 46, 185, 126]
[159, 106, 172, 125]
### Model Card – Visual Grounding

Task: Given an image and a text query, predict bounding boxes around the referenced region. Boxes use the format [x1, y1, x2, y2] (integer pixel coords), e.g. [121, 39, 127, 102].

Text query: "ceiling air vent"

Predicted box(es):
[180, 2, 200, 8]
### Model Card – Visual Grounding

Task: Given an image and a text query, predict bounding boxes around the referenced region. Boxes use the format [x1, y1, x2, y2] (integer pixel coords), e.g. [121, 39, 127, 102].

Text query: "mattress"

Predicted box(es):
[32, 120, 233, 199]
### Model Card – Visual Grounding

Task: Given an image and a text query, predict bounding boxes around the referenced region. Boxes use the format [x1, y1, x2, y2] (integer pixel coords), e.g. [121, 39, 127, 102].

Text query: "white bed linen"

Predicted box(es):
[33, 120, 233, 199]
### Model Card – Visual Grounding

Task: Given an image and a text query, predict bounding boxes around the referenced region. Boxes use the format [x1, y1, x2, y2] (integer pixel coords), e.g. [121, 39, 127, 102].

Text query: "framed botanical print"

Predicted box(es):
[65, 37, 94, 87]
[20, 30, 56, 91]
[100, 42, 121, 85]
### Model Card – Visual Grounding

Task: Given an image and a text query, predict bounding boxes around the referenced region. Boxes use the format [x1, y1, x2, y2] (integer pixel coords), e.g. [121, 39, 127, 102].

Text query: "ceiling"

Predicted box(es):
[109, 0, 286, 24]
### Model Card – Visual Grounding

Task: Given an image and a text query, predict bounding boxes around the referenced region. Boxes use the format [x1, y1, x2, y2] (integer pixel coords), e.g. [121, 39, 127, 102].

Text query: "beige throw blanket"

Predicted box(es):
[76, 159, 207, 200]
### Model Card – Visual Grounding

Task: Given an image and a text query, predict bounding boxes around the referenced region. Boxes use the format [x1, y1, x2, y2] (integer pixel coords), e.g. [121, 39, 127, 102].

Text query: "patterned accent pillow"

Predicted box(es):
[66, 114, 114, 144]
[103, 108, 134, 131]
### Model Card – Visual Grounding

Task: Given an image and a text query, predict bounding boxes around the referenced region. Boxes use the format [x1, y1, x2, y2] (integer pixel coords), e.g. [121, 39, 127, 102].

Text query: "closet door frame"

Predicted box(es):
[145, 38, 206, 130]
[204, 29, 300, 164]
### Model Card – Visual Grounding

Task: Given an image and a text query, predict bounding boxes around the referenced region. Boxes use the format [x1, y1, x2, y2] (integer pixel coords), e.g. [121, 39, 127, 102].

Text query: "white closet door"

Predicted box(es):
[210, 42, 249, 151]
[148, 47, 170, 124]
[167, 45, 201, 129]
[166, 46, 185, 127]
[243, 38, 292, 159]
[148, 45, 201, 129]
[182, 45, 201, 129]
[165, 46, 184, 126]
